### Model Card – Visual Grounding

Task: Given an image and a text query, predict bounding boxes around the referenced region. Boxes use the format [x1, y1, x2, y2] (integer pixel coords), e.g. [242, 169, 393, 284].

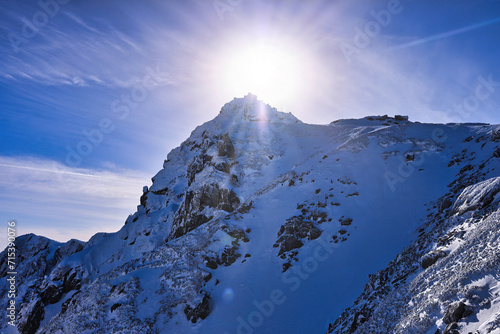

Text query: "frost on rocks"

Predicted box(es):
[451, 177, 500, 215]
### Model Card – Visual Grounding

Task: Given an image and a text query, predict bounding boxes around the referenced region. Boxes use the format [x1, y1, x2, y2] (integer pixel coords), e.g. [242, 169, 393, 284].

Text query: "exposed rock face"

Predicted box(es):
[443, 302, 467, 325]
[204, 245, 242, 269]
[159, 129, 242, 239]
[0, 235, 85, 334]
[274, 210, 325, 272]
[171, 184, 240, 239]
[184, 294, 212, 323]
[40, 282, 63, 305]
[339, 217, 353, 226]
[185, 132, 236, 185]
[187, 153, 213, 185]
[276, 216, 322, 256]
[217, 133, 236, 159]
[18, 297, 44, 334]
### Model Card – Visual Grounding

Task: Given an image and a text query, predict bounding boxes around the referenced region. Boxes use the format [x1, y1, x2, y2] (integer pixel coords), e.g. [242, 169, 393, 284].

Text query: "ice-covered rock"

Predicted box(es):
[451, 176, 500, 215]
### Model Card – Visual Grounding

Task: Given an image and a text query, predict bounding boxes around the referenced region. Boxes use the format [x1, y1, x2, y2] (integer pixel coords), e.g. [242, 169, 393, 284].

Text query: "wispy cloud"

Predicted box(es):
[390, 17, 500, 51]
[64, 12, 105, 35]
[0, 156, 150, 250]
[0, 2, 161, 88]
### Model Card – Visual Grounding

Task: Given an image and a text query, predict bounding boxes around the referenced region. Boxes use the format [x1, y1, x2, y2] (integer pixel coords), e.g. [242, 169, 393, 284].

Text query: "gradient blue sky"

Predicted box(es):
[1, 0, 500, 248]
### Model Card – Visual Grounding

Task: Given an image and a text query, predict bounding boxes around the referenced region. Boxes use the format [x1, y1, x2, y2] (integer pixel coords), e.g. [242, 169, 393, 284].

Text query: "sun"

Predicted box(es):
[203, 34, 323, 116]
[217, 41, 306, 109]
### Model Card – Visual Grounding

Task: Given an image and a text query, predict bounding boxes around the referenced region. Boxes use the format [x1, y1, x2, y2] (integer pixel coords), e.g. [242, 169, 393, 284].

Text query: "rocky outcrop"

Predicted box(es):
[450, 177, 500, 215]
[274, 214, 323, 272]
[171, 184, 241, 239]
[185, 132, 236, 185]
[187, 154, 213, 185]
[275, 216, 322, 256]
[217, 133, 235, 159]
[443, 301, 468, 325]
[493, 147, 500, 158]
[43, 266, 83, 298]
[184, 294, 212, 324]
[204, 246, 241, 269]
[18, 297, 44, 334]
[420, 250, 447, 269]
[0, 234, 85, 334]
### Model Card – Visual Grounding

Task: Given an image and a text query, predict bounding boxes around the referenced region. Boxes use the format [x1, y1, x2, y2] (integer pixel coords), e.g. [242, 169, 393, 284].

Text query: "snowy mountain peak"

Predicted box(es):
[218, 93, 299, 124]
[1, 96, 500, 334]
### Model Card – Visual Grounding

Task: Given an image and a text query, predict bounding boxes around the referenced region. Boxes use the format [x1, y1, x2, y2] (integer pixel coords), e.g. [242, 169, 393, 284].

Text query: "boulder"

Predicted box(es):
[278, 236, 304, 256]
[339, 217, 353, 226]
[421, 250, 447, 269]
[184, 294, 212, 323]
[443, 302, 466, 324]
[493, 147, 500, 158]
[276, 216, 322, 256]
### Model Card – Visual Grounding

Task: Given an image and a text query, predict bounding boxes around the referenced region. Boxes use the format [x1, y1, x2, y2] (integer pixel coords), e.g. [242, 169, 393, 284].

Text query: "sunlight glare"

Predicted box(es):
[220, 42, 305, 108]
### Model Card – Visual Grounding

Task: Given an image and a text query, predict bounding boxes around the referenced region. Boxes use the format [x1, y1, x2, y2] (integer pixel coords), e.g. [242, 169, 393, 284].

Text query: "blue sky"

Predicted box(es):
[1, 0, 500, 248]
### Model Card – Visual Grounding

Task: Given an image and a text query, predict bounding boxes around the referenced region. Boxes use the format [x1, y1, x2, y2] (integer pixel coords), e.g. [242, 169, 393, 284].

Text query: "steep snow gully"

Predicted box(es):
[1, 95, 500, 333]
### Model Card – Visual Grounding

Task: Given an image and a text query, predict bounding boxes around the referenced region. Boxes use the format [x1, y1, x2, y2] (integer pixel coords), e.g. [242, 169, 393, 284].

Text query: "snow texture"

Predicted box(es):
[1, 95, 499, 334]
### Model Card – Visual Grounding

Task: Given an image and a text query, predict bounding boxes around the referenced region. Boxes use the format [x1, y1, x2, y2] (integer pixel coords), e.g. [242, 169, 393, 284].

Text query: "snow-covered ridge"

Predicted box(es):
[1, 96, 499, 334]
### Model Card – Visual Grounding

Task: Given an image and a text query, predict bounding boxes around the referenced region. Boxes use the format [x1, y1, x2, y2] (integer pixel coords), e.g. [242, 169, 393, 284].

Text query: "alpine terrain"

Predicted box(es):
[2, 94, 500, 334]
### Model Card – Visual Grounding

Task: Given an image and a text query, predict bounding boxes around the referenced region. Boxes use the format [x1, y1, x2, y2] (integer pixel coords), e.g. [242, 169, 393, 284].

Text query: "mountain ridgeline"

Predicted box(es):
[1, 94, 500, 333]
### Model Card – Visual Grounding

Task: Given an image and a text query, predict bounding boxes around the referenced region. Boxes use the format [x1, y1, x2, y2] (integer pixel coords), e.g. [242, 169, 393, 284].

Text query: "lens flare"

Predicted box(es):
[222, 287, 235, 303]
[217, 41, 307, 110]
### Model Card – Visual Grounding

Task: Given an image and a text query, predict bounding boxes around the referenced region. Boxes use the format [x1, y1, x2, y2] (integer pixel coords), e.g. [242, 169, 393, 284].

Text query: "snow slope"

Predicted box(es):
[1, 94, 499, 334]
[328, 178, 500, 334]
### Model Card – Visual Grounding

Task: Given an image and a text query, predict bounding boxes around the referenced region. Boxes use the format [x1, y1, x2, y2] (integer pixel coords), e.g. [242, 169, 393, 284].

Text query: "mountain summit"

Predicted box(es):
[217, 93, 299, 124]
[2, 96, 500, 334]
